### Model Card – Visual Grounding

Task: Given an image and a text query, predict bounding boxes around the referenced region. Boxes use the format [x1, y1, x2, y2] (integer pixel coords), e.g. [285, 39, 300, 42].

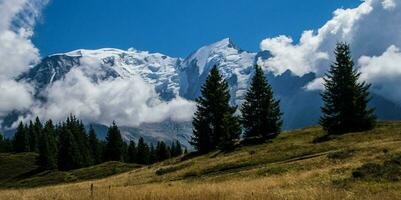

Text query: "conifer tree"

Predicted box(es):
[156, 141, 170, 161]
[58, 127, 82, 171]
[13, 122, 30, 152]
[320, 43, 376, 135]
[0, 134, 12, 153]
[38, 120, 57, 170]
[0, 134, 5, 152]
[88, 125, 101, 164]
[169, 141, 176, 157]
[68, 117, 91, 166]
[175, 140, 183, 156]
[27, 121, 33, 151]
[122, 142, 129, 162]
[136, 137, 149, 164]
[29, 117, 42, 153]
[241, 65, 282, 141]
[190, 65, 240, 153]
[104, 122, 124, 161]
[26, 120, 36, 152]
[170, 140, 182, 157]
[127, 140, 137, 163]
[148, 144, 157, 164]
[99, 140, 107, 163]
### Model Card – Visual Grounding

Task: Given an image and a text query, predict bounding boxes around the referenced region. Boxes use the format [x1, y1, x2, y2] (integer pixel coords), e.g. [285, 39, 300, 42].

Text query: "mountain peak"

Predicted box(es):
[210, 38, 239, 50]
[214, 37, 232, 45]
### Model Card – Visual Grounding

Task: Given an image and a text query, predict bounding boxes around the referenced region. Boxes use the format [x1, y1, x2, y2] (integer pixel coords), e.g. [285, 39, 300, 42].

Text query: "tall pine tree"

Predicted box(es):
[88, 125, 102, 164]
[13, 122, 30, 152]
[58, 126, 82, 171]
[38, 120, 57, 170]
[156, 141, 170, 162]
[104, 122, 124, 161]
[190, 65, 240, 153]
[0, 134, 12, 153]
[127, 140, 137, 163]
[240, 65, 282, 141]
[170, 140, 182, 157]
[320, 43, 376, 135]
[30, 117, 42, 153]
[148, 144, 157, 164]
[136, 137, 149, 164]
[175, 141, 182, 156]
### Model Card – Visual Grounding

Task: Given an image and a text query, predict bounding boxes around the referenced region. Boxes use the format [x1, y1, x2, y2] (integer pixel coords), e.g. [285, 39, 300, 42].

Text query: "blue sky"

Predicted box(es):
[33, 0, 361, 57]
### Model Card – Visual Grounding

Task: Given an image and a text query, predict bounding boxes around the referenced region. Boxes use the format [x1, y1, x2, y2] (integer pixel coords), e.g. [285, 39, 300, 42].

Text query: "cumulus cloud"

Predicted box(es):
[259, 0, 401, 104]
[0, 0, 194, 128]
[0, 79, 34, 115]
[19, 68, 195, 127]
[0, 0, 48, 118]
[382, 0, 396, 10]
[259, 0, 401, 76]
[359, 45, 401, 104]
[304, 77, 325, 91]
[258, 34, 329, 76]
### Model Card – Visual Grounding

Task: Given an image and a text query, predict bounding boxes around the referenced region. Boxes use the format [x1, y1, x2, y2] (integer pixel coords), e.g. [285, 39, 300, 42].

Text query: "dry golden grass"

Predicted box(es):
[1, 122, 401, 200]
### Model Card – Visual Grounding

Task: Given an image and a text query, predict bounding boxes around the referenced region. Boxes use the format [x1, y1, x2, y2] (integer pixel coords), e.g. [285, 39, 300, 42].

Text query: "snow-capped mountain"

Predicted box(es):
[179, 38, 256, 105]
[7, 38, 401, 147]
[21, 48, 181, 101]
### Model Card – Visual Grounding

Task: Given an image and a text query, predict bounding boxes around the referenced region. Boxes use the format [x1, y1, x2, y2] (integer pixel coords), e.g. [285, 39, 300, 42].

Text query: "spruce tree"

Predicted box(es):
[13, 122, 30, 152]
[38, 120, 57, 170]
[0, 134, 12, 153]
[58, 127, 82, 171]
[88, 125, 101, 164]
[169, 142, 176, 157]
[320, 43, 376, 135]
[156, 141, 170, 161]
[136, 137, 149, 164]
[66, 116, 91, 166]
[29, 117, 42, 153]
[122, 142, 129, 163]
[99, 140, 107, 163]
[0, 134, 4, 152]
[241, 65, 282, 141]
[175, 140, 182, 156]
[104, 122, 124, 161]
[148, 144, 157, 164]
[190, 65, 240, 153]
[170, 140, 182, 157]
[127, 140, 137, 163]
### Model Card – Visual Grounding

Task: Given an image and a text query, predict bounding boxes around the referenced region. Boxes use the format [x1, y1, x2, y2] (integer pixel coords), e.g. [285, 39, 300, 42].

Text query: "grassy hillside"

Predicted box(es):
[1, 121, 401, 199]
[0, 153, 140, 188]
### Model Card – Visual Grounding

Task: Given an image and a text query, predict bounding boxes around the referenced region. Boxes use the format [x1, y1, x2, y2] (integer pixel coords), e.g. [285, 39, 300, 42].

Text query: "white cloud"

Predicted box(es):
[0, 0, 196, 128]
[260, 0, 401, 77]
[0, 79, 34, 116]
[259, 0, 401, 106]
[359, 45, 401, 104]
[304, 77, 325, 91]
[258, 34, 329, 76]
[21, 68, 195, 127]
[0, 0, 48, 118]
[382, 0, 396, 10]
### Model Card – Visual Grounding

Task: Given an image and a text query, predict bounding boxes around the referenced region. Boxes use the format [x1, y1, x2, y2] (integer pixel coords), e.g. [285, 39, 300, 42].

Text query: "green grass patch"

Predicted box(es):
[0, 152, 39, 184]
[327, 149, 355, 160]
[352, 154, 401, 181]
[0, 152, 141, 188]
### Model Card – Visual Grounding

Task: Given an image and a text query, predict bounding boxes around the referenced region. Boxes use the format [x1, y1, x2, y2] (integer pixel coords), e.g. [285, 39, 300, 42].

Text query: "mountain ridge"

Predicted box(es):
[3, 38, 401, 148]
